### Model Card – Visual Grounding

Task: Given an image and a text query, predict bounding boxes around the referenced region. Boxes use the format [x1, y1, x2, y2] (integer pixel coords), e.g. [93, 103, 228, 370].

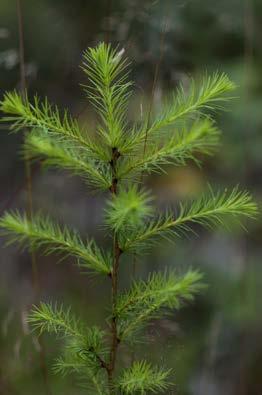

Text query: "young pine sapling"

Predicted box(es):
[0, 43, 257, 394]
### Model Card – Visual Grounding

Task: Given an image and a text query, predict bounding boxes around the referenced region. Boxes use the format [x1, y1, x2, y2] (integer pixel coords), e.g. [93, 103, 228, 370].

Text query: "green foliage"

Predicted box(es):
[0, 211, 111, 275]
[29, 303, 108, 394]
[122, 72, 236, 155]
[105, 185, 153, 232]
[25, 130, 112, 190]
[29, 303, 106, 358]
[53, 352, 106, 395]
[117, 118, 220, 180]
[82, 42, 132, 150]
[116, 270, 203, 341]
[146, 72, 236, 136]
[117, 361, 172, 394]
[1, 92, 88, 150]
[28, 302, 84, 338]
[119, 187, 257, 253]
[0, 42, 257, 394]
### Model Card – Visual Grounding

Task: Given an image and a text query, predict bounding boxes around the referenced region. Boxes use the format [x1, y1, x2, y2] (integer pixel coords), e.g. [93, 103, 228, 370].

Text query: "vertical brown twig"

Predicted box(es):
[103, 0, 120, 389]
[142, 12, 169, 158]
[130, 4, 169, 363]
[241, 0, 254, 274]
[105, 0, 113, 44]
[243, 0, 254, 169]
[17, 0, 39, 297]
[235, 1, 254, 394]
[108, 147, 122, 393]
[16, 1, 51, 394]
[104, 2, 169, 390]
[16, 0, 26, 94]
[103, 1, 122, 389]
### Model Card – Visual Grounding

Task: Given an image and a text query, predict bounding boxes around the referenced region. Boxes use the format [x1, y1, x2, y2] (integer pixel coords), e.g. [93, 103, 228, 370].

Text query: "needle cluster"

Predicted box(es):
[0, 43, 257, 394]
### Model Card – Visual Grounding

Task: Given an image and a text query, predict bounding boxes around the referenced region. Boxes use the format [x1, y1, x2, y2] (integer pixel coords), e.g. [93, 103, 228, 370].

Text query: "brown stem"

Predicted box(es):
[108, 147, 121, 393]
[16, 2, 51, 394]
[105, 0, 113, 44]
[141, 12, 169, 160]
[129, 7, 170, 367]
[84, 347, 110, 372]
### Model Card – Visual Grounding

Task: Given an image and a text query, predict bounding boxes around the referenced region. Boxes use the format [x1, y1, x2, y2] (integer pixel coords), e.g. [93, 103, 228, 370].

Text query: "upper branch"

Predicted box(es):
[120, 72, 236, 156]
[82, 43, 132, 150]
[116, 118, 220, 180]
[0, 91, 107, 161]
[25, 130, 112, 190]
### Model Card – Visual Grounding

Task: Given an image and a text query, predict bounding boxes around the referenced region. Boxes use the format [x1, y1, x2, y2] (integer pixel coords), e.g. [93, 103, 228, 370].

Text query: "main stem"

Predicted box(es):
[108, 147, 121, 393]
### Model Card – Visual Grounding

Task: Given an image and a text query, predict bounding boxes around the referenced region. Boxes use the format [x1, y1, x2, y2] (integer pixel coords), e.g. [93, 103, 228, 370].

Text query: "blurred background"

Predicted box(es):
[0, 0, 261, 394]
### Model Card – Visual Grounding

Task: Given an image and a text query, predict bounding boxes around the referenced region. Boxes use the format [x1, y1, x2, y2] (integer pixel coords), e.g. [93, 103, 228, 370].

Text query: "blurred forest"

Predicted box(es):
[0, 0, 261, 394]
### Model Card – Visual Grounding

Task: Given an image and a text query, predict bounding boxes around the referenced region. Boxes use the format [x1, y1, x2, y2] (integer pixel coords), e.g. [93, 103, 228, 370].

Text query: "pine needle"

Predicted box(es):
[0, 211, 112, 275]
[117, 361, 172, 394]
[120, 187, 257, 252]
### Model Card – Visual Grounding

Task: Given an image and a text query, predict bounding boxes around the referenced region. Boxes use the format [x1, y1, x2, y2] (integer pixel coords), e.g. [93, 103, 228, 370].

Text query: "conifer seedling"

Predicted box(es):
[0, 43, 257, 394]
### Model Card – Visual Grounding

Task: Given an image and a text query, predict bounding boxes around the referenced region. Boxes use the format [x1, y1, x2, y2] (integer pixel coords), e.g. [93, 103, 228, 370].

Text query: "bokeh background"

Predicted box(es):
[0, 0, 261, 394]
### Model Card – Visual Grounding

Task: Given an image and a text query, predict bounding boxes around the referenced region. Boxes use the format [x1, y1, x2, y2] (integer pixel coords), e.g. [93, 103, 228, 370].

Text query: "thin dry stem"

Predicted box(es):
[108, 147, 122, 393]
